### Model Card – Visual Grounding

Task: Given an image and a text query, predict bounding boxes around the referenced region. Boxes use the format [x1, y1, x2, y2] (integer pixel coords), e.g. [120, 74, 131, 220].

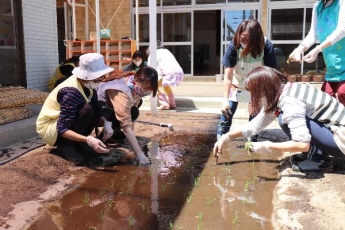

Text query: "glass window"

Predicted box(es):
[196, 0, 226, 4]
[163, 13, 191, 42]
[305, 8, 312, 37]
[0, 0, 16, 86]
[274, 44, 325, 75]
[165, 45, 191, 74]
[271, 9, 304, 40]
[223, 10, 258, 42]
[132, 0, 160, 7]
[163, 0, 191, 6]
[196, 0, 259, 4]
[135, 14, 161, 42]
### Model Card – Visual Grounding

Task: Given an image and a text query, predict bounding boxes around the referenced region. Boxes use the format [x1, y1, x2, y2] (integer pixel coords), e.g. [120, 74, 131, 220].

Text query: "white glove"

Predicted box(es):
[288, 45, 305, 62]
[248, 141, 272, 154]
[102, 121, 114, 142]
[213, 134, 231, 157]
[137, 152, 150, 166]
[86, 135, 109, 153]
[303, 45, 322, 63]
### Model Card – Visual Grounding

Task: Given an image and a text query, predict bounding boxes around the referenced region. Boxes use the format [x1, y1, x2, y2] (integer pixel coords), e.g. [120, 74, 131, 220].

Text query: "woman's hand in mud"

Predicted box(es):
[213, 134, 231, 157]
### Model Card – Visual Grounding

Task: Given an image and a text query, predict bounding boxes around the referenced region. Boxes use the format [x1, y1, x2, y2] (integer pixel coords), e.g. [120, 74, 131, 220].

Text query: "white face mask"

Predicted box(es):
[240, 42, 246, 49]
[84, 81, 100, 91]
[133, 60, 142, 67]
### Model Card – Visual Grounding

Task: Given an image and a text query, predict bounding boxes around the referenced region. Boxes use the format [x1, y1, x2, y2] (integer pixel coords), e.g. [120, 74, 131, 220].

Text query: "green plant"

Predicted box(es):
[138, 201, 146, 211]
[205, 197, 216, 206]
[232, 211, 239, 225]
[194, 176, 201, 187]
[106, 199, 115, 211]
[161, 183, 167, 192]
[83, 191, 90, 204]
[196, 212, 203, 221]
[197, 212, 203, 230]
[128, 215, 136, 226]
[140, 178, 146, 184]
[120, 175, 127, 181]
[69, 210, 73, 218]
[186, 192, 193, 204]
[110, 179, 115, 188]
[97, 210, 104, 220]
[244, 179, 251, 193]
[99, 188, 106, 196]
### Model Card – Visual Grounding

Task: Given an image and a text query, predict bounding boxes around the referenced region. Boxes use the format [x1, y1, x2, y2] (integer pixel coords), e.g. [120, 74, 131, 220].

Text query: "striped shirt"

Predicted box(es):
[56, 87, 99, 135]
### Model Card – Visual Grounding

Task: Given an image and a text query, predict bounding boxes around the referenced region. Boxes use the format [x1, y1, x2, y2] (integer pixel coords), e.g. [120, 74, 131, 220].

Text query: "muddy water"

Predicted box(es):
[28, 134, 281, 230]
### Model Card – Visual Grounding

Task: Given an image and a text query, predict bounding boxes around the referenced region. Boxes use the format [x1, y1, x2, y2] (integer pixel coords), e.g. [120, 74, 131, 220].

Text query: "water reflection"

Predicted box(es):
[28, 134, 280, 230]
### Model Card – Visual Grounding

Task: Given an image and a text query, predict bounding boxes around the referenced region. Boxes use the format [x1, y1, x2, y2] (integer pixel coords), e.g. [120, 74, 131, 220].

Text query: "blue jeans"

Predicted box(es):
[216, 101, 257, 140]
[277, 113, 343, 158]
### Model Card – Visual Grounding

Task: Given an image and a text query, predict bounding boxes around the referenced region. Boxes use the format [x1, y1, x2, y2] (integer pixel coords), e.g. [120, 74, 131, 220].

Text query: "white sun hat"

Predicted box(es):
[72, 53, 114, 81]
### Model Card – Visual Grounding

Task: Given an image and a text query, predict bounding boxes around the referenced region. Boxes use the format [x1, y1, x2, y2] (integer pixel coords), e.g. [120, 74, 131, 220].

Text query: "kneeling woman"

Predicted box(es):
[214, 66, 345, 172]
[97, 67, 158, 166]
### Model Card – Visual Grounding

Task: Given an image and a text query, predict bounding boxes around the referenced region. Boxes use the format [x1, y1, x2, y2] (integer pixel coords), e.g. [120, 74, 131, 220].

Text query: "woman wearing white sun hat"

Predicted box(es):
[36, 53, 122, 165]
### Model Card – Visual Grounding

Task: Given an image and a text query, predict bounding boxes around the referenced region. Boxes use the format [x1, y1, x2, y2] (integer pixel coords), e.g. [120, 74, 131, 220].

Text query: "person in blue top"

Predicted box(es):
[288, 0, 345, 105]
[217, 19, 277, 140]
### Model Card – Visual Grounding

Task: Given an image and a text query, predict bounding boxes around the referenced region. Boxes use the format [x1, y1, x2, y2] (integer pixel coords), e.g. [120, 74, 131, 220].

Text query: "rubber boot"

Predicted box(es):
[157, 94, 170, 110]
[167, 93, 176, 109]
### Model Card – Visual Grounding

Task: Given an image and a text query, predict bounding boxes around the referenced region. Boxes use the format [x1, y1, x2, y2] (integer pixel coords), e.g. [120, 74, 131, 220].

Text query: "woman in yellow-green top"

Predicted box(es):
[48, 55, 81, 92]
[37, 53, 115, 165]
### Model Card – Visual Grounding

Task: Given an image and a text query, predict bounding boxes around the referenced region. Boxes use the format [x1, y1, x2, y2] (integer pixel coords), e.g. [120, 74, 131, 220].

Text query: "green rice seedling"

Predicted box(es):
[88, 227, 97, 230]
[106, 199, 115, 211]
[140, 178, 146, 184]
[161, 183, 167, 192]
[186, 192, 193, 204]
[99, 188, 106, 196]
[197, 222, 202, 230]
[110, 179, 115, 188]
[138, 201, 146, 211]
[205, 197, 216, 206]
[232, 211, 239, 225]
[97, 210, 104, 220]
[120, 175, 127, 181]
[244, 179, 251, 193]
[69, 210, 73, 218]
[82, 191, 90, 204]
[128, 215, 136, 226]
[196, 212, 203, 221]
[196, 212, 203, 230]
[194, 176, 201, 187]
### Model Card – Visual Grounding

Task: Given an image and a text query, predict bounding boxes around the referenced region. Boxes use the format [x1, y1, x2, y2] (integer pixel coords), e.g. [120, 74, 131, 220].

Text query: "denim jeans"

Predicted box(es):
[277, 112, 343, 158]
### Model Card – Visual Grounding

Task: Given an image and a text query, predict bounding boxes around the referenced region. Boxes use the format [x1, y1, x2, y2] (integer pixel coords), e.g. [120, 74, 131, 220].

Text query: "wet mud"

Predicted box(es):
[27, 133, 282, 230]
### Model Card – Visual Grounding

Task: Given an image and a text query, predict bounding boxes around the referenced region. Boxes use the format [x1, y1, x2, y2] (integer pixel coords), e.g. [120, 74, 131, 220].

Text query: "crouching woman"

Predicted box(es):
[36, 53, 116, 165]
[214, 66, 345, 172]
[97, 67, 158, 166]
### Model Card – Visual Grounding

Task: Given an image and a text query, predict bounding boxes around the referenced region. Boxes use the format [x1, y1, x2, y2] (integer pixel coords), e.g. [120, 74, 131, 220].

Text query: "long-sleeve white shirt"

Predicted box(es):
[302, 0, 345, 48]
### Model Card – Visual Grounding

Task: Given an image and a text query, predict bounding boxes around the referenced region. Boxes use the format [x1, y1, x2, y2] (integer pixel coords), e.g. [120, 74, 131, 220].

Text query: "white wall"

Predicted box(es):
[22, 0, 58, 91]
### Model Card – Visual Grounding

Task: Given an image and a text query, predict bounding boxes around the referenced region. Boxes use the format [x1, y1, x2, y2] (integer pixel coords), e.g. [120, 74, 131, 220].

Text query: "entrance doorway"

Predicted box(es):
[57, 6, 66, 64]
[193, 10, 221, 76]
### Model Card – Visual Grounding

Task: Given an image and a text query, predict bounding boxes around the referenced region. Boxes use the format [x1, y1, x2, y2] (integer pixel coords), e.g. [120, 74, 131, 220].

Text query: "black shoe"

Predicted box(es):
[290, 152, 331, 165]
[290, 153, 308, 165]
[55, 144, 84, 165]
[249, 135, 258, 142]
[292, 157, 334, 173]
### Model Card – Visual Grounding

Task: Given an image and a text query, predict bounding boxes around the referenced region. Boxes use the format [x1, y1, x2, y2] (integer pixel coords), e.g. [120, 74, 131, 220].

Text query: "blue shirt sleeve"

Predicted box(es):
[222, 40, 237, 68]
[263, 39, 278, 68]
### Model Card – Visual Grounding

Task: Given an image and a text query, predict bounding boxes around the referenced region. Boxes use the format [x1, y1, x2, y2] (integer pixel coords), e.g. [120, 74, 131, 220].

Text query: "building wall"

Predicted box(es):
[22, 0, 59, 91]
[76, 0, 131, 40]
